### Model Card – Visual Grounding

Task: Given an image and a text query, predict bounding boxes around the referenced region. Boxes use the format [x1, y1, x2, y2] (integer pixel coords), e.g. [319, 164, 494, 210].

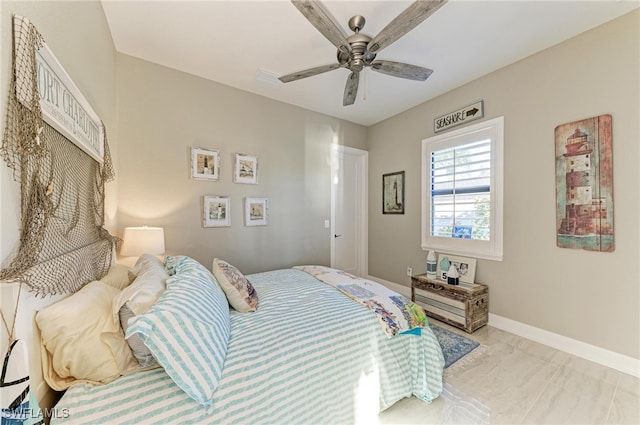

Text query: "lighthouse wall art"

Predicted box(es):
[382, 171, 405, 214]
[554, 114, 614, 252]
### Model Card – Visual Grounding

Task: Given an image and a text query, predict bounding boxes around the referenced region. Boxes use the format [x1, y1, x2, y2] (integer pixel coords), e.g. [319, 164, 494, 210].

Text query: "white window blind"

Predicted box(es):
[422, 116, 503, 261]
[430, 139, 491, 240]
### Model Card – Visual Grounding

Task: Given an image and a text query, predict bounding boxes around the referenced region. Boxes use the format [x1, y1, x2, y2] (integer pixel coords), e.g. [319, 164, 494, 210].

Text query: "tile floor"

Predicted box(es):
[378, 319, 640, 425]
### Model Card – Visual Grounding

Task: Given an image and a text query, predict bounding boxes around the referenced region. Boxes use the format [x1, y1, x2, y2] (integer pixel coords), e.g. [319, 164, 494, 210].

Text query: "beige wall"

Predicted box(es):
[367, 10, 639, 359]
[116, 54, 367, 274]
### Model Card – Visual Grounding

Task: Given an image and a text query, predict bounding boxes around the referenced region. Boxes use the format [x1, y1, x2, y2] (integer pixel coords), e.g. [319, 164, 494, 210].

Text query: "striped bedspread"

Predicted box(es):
[52, 269, 444, 425]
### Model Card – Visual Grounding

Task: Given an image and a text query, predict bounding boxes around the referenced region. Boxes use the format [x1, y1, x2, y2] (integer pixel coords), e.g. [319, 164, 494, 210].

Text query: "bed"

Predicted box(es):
[39, 255, 444, 424]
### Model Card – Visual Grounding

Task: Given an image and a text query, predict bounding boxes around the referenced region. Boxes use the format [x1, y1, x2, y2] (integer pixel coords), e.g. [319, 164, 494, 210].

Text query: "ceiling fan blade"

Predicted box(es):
[292, 0, 351, 53]
[279, 63, 341, 83]
[370, 60, 433, 81]
[343, 71, 359, 106]
[368, 0, 448, 54]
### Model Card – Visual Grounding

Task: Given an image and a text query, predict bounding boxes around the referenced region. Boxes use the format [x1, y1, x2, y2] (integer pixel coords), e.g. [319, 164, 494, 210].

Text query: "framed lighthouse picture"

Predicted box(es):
[383, 171, 405, 214]
[191, 147, 220, 181]
[554, 114, 614, 252]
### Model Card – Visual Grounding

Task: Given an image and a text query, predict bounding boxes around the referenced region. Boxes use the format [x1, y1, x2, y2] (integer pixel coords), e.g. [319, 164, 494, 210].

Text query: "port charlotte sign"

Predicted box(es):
[14, 16, 104, 163]
[434, 101, 484, 133]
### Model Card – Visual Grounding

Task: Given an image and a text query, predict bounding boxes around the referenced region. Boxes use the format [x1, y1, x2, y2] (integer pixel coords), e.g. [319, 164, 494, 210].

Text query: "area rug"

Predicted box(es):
[430, 324, 481, 369]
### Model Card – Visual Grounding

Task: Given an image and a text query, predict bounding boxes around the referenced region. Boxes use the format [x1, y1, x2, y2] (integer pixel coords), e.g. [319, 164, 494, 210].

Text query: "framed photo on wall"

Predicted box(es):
[382, 171, 405, 214]
[244, 197, 268, 226]
[191, 147, 220, 181]
[233, 153, 258, 184]
[203, 195, 230, 227]
[436, 253, 476, 284]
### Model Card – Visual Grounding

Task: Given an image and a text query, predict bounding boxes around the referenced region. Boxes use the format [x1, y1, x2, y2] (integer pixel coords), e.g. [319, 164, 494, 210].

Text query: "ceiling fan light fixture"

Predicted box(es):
[351, 59, 364, 72]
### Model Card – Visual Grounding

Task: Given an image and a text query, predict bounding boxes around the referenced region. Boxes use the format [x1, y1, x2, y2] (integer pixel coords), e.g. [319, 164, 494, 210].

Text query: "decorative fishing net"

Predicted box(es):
[0, 16, 116, 296]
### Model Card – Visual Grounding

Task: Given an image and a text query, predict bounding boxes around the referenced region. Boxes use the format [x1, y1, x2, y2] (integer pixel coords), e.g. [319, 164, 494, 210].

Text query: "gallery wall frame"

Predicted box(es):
[203, 195, 230, 227]
[233, 153, 258, 184]
[245, 197, 268, 226]
[191, 147, 220, 181]
[382, 171, 405, 214]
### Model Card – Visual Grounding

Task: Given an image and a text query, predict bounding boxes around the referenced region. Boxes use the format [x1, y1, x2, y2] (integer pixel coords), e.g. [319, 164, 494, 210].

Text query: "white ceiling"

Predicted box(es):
[101, 0, 639, 127]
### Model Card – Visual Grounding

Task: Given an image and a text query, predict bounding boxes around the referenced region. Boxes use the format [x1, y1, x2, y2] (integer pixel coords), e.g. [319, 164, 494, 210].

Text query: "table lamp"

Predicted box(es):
[121, 226, 165, 257]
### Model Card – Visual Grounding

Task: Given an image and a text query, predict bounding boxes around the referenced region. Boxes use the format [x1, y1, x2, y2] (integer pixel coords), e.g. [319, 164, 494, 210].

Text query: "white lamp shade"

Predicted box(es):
[121, 226, 165, 256]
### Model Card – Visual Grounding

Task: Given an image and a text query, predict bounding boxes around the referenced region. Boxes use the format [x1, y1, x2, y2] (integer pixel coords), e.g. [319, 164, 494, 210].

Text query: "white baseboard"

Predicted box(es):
[367, 275, 640, 378]
[489, 313, 639, 378]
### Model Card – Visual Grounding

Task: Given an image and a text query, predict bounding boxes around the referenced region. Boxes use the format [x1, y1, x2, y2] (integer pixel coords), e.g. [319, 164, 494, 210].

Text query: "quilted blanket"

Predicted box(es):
[294, 265, 428, 337]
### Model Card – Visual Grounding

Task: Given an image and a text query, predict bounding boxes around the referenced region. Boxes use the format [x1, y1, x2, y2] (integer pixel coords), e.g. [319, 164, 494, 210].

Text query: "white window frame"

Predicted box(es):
[421, 116, 504, 261]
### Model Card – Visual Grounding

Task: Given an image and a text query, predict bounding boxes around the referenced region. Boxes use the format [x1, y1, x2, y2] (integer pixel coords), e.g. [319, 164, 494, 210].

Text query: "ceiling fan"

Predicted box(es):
[279, 0, 448, 106]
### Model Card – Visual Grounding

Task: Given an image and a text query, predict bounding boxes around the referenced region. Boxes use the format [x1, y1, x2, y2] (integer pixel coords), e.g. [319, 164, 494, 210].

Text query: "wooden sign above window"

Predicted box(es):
[434, 101, 484, 133]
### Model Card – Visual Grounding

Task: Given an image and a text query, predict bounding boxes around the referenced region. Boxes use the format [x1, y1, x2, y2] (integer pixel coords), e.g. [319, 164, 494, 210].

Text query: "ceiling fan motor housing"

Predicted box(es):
[342, 32, 373, 72]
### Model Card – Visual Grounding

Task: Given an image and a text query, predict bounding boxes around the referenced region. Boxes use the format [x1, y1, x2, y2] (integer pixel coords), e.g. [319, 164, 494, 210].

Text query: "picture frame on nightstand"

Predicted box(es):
[436, 254, 476, 284]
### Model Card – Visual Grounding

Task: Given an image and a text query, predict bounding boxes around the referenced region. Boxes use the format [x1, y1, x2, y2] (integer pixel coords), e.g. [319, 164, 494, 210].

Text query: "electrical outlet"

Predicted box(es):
[406, 266, 412, 276]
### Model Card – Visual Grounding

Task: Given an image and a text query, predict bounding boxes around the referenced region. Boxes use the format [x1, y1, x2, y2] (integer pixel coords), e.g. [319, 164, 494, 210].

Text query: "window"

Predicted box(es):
[421, 116, 503, 261]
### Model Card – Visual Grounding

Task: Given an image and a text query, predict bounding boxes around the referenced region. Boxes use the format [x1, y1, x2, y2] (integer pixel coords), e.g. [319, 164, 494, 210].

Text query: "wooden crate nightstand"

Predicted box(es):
[411, 274, 489, 333]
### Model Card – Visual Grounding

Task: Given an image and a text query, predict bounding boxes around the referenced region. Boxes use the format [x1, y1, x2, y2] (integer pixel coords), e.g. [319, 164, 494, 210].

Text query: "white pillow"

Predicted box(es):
[113, 254, 168, 317]
[36, 281, 138, 390]
[212, 258, 258, 312]
[100, 263, 134, 290]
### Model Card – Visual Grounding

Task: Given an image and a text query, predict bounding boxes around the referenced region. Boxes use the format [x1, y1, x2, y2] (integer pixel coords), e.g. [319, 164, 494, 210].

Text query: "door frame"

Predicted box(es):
[330, 144, 368, 277]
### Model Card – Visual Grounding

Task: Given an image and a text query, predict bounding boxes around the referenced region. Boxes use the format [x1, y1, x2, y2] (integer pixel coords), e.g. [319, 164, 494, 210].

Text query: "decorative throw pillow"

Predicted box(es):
[212, 258, 258, 312]
[126, 256, 231, 410]
[36, 281, 138, 390]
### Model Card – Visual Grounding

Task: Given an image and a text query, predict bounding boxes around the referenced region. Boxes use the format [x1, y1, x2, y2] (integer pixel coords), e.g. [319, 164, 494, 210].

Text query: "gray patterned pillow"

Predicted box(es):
[212, 258, 258, 312]
[119, 303, 157, 368]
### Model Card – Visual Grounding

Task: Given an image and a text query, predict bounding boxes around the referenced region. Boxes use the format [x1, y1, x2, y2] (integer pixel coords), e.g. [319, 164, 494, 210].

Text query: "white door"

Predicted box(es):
[331, 145, 368, 277]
